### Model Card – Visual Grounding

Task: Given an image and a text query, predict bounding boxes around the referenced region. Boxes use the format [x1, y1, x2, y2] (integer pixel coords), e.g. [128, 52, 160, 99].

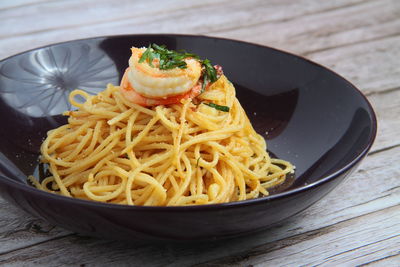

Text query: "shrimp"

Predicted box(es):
[119, 46, 219, 106]
[125, 47, 201, 93]
[120, 68, 203, 106]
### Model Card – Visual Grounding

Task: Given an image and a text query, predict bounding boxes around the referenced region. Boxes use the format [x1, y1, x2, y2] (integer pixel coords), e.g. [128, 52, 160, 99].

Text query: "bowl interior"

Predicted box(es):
[0, 35, 375, 198]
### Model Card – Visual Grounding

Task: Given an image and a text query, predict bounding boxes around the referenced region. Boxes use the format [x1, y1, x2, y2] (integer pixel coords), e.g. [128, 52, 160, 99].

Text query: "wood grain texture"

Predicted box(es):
[0, 144, 399, 266]
[308, 34, 400, 95]
[0, 0, 50, 11]
[211, 0, 400, 54]
[0, 0, 371, 59]
[368, 89, 400, 152]
[197, 205, 400, 267]
[0, 0, 399, 266]
[1, 0, 399, 97]
[0, 197, 71, 255]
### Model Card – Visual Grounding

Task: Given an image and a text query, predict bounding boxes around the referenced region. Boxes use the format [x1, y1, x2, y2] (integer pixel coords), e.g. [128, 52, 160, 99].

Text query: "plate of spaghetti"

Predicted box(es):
[0, 34, 376, 241]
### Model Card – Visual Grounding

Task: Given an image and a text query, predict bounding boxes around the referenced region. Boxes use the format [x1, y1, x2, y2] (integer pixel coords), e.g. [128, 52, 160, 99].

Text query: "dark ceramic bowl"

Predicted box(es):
[0, 34, 376, 241]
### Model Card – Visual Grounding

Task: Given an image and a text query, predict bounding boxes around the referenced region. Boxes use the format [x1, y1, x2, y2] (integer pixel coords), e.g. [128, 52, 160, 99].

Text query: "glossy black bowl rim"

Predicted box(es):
[0, 33, 377, 211]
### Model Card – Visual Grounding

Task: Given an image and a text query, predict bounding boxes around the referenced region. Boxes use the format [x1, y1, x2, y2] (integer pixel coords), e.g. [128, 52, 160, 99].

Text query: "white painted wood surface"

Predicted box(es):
[0, 0, 399, 266]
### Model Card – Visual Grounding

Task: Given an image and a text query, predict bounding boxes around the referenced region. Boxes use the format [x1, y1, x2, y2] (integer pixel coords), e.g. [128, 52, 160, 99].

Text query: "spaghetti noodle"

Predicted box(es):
[30, 46, 293, 206]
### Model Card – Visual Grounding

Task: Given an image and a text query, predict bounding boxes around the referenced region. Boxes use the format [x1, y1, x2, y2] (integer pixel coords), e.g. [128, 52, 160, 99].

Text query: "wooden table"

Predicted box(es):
[1, 0, 399, 266]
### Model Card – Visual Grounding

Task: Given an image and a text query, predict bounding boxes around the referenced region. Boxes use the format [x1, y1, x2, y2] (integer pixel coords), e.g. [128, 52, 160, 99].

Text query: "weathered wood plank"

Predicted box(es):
[209, 0, 400, 94]
[0, 0, 398, 97]
[0, 144, 398, 266]
[198, 205, 400, 267]
[308, 34, 400, 95]
[0, 50, 398, 260]
[364, 254, 400, 267]
[0, 197, 71, 255]
[210, 0, 400, 56]
[0, 0, 368, 59]
[0, 0, 398, 265]
[1, 0, 366, 38]
[0, 85, 398, 256]
[368, 89, 400, 152]
[0, 0, 50, 11]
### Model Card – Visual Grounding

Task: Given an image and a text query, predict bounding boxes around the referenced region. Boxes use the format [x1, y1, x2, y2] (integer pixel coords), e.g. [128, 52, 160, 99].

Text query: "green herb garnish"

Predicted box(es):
[200, 59, 218, 94]
[138, 45, 158, 67]
[139, 44, 218, 93]
[196, 157, 201, 168]
[203, 102, 230, 112]
[139, 44, 198, 70]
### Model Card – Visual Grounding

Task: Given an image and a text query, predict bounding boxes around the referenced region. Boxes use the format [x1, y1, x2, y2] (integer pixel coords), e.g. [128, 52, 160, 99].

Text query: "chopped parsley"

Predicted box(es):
[139, 44, 218, 93]
[203, 102, 230, 112]
[201, 59, 218, 93]
[196, 157, 201, 168]
[139, 44, 198, 70]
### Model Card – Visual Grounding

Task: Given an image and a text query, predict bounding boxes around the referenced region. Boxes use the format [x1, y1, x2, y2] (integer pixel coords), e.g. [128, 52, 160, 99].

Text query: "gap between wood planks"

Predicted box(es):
[1, 1, 398, 96]
[208, 0, 400, 56]
[0, 144, 398, 265]
[0, 48, 398, 261]
[0, 0, 52, 11]
[0, 0, 398, 263]
[0, 0, 365, 38]
[0, 50, 398, 263]
[0, 52, 398, 264]
[1, 202, 398, 266]
[369, 143, 400, 156]
[317, 235, 399, 266]
[195, 205, 400, 266]
[205, 0, 374, 35]
[362, 253, 400, 266]
[365, 86, 400, 97]
[0, 0, 244, 39]
[0, 0, 381, 60]
[302, 32, 400, 57]
[0, 234, 73, 258]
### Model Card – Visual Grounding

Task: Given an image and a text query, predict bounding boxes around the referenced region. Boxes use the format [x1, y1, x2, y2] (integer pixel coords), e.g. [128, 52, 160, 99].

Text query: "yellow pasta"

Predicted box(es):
[30, 75, 293, 206]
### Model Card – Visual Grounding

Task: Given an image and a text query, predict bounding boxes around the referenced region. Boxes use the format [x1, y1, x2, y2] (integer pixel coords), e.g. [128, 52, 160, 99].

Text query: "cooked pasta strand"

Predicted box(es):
[32, 75, 293, 206]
